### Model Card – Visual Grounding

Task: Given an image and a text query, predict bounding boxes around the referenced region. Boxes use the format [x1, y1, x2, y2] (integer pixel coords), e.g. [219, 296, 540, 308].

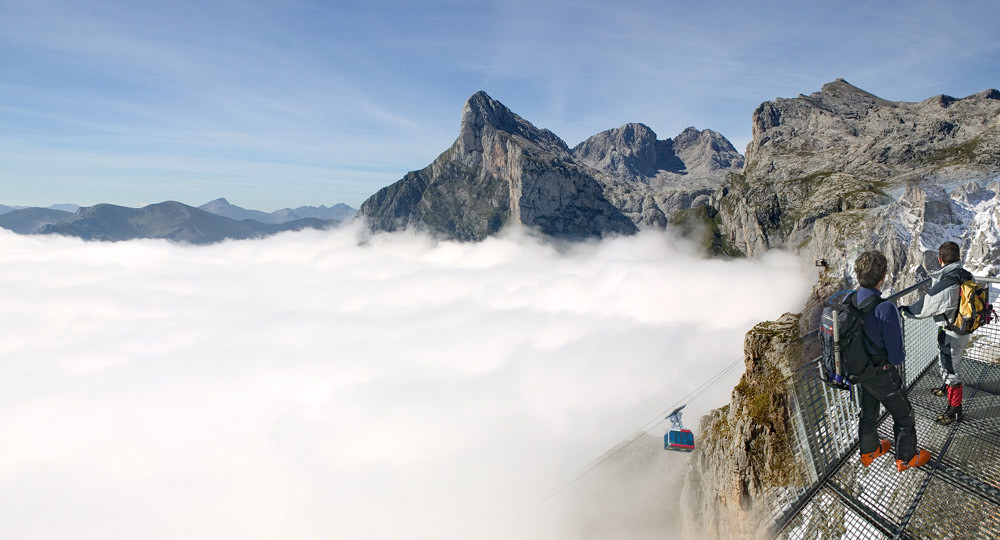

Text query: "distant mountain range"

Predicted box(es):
[0, 200, 357, 243]
[0, 207, 76, 234]
[0, 203, 80, 215]
[197, 198, 357, 224]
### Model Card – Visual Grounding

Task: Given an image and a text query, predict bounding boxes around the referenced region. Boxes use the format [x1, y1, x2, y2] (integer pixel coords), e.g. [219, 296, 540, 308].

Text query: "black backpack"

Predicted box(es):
[820, 291, 889, 391]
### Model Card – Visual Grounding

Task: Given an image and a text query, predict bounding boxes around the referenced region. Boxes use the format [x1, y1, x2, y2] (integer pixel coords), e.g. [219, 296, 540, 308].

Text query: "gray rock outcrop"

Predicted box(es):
[682, 313, 802, 539]
[360, 91, 638, 240]
[718, 78, 1000, 267]
[572, 124, 744, 228]
[359, 92, 745, 240]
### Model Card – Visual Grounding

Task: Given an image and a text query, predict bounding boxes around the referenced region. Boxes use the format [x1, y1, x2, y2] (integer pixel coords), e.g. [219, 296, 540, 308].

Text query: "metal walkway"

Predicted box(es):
[770, 278, 1000, 539]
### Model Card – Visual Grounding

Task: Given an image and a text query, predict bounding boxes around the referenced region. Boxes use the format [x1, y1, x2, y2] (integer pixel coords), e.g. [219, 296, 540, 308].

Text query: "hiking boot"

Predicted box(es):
[931, 384, 947, 397]
[860, 439, 891, 467]
[936, 405, 964, 426]
[897, 449, 932, 471]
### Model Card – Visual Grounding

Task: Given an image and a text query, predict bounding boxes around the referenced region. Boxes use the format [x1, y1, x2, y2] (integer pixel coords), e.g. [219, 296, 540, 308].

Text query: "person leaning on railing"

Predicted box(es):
[900, 241, 970, 426]
[853, 251, 932, 471]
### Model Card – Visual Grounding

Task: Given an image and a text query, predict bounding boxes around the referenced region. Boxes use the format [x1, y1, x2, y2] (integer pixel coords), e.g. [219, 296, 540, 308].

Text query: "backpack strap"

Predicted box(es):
[944, 268, 973, 287]
[851, 291, 889, 364]
[854, 293, 884, 315]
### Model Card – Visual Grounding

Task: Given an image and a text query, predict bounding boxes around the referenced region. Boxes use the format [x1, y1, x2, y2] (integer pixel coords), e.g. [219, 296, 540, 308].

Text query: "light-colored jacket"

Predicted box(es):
[904, 261, 966, 337]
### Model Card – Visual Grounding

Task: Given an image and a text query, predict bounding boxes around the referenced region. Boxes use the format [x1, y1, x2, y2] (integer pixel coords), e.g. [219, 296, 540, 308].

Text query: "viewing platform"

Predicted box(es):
[771, 278, 1000, 539]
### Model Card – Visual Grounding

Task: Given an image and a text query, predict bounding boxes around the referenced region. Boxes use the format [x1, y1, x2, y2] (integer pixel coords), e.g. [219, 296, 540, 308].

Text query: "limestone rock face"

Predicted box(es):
[719, 79, 1000, 261]
[571, 123, 681, 181]
[682, 313, 802, 539]
[573, 124, 744, 228]
[359, 91, 637, 240]
[797, 178, 1000, 293]
[684, 81, 1000, 539]
[360, 92, 745, 240]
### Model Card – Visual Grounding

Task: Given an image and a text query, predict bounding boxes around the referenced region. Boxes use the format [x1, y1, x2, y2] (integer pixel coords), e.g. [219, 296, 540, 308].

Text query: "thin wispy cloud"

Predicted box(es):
[1, 0, 998, 208]
[0, 227, 811, 540]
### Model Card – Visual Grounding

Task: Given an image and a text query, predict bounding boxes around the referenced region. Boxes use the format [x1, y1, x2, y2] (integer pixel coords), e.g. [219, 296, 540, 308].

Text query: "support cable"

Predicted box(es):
[494, 355, 745, 535]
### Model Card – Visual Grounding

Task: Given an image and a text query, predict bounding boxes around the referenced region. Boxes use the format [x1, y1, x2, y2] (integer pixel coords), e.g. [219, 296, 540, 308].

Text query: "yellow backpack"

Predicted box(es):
[949, 271, 995, 335]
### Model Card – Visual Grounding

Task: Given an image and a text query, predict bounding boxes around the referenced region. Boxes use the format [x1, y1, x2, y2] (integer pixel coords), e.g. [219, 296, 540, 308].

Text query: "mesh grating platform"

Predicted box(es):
[771, 279, 1000, 539]
[780, 487, 893, 540]
[904, 475, 1000, 540]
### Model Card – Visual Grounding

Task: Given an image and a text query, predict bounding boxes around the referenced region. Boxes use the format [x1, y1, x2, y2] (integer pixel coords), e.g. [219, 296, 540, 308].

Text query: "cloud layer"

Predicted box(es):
[0, 226, 811, 539]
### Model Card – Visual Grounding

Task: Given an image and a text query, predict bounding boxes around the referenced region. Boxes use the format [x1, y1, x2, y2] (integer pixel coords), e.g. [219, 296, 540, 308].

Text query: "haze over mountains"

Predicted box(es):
[0, 199, 358, 243]
[197, 198, 357, 224]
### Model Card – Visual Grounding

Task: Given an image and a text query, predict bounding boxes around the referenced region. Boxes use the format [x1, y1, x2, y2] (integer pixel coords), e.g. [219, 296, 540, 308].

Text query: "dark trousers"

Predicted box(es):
[858, 364, 917, 462]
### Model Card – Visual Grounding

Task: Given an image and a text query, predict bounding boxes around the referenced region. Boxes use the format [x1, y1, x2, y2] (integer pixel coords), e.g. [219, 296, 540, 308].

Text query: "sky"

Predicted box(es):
[0, 225, 812, 539]
[1, 0, 999, 210]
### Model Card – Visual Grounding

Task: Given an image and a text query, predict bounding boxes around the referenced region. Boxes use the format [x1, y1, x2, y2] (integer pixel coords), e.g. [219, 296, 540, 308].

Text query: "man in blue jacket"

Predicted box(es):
[901, 241, 971, 425]
[854, 251, 931, 471]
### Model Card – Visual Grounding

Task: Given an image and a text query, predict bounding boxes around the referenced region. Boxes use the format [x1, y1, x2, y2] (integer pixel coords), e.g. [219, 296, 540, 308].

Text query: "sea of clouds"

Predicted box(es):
[0, 224, 811, 540]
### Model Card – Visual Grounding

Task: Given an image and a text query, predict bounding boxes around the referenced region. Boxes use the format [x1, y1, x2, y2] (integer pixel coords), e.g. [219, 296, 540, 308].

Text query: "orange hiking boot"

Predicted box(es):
[897, 449, 932, 471]
[860, 439, 891, 467]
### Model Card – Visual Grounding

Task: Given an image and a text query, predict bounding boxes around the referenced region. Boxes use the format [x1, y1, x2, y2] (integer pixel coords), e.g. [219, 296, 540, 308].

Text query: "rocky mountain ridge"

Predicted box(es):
[572, 123, 744, 228]
[359, 91, 744, 239]
[719, 78, 1000, 272]
[360, 91, 637, 240]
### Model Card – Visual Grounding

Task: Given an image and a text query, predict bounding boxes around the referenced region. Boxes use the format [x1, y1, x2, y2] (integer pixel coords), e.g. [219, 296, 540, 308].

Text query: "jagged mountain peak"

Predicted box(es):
[675, 125, 701, 137]
[360, 91, 636, 240]
[572, 123, 673, 182]
[972, 88, 1000, 100]
[458, 91, 567, 154]
[673, 126, 738, 152]
[609, 122, 658, 140]
[461, 91, 517, 131]
[819, 77, 871, 95]
[573, 123, 743, 183]
[607, 123, 660, 150]
[204, 197, 231, 206]
[572, 123, 658, 155]
[802, 78, 892, 111]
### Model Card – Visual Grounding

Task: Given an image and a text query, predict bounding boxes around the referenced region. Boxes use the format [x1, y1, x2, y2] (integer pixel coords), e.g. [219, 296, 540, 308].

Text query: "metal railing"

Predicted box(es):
[769, 277, 1000, 539]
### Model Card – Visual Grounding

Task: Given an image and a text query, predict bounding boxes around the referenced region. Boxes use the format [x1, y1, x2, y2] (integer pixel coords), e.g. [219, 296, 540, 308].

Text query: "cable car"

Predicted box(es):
[664, 405, 695, 452]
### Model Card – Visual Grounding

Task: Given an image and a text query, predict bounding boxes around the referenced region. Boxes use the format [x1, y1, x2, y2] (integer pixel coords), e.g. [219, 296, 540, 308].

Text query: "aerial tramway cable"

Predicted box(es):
[495, 356, 745, 533]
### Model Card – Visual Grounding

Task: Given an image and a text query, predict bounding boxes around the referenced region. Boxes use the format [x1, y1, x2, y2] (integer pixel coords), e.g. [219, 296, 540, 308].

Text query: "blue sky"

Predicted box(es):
[1, 0, 998, 210]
